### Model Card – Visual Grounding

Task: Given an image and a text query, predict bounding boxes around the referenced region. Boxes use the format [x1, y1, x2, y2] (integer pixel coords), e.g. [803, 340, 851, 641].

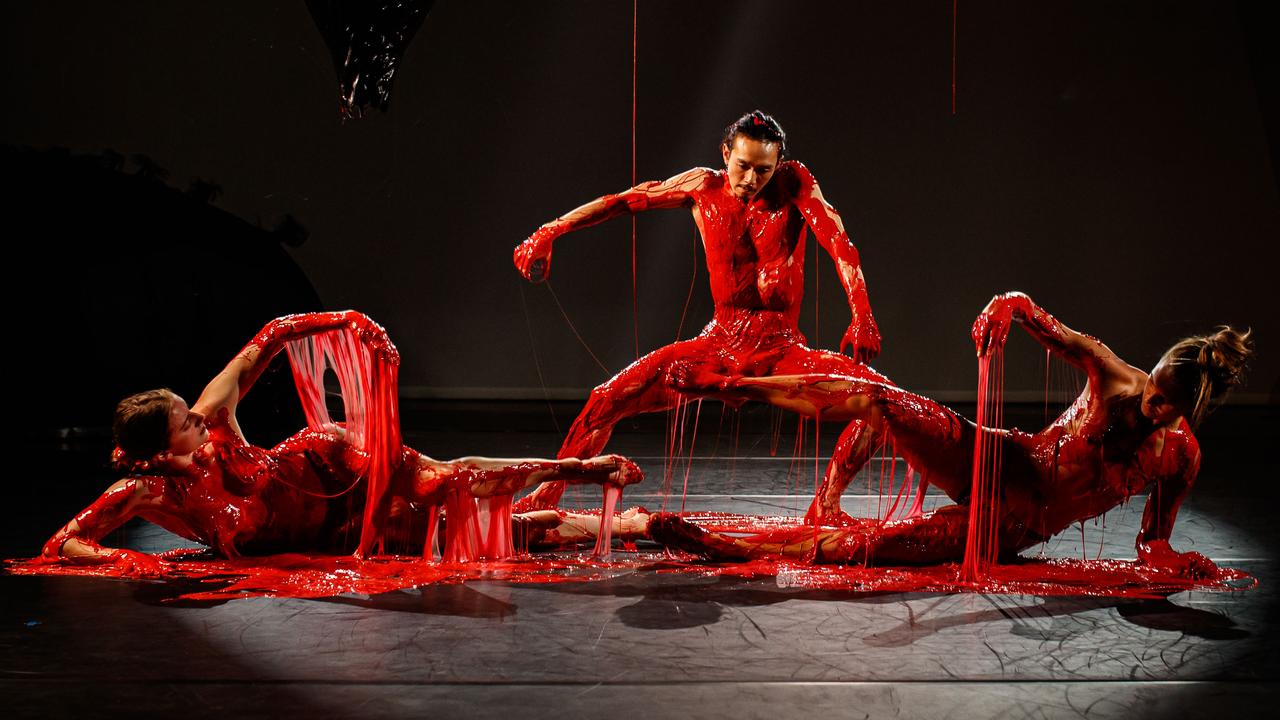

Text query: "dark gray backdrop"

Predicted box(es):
[4, 1, 1276, 403]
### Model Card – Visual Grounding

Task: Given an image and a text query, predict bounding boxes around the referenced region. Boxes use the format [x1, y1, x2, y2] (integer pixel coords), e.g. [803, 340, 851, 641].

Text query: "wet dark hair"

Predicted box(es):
[113, 388, 175, 463]
[722, 110, 787, 159]
[1160, 327, 1253, 430]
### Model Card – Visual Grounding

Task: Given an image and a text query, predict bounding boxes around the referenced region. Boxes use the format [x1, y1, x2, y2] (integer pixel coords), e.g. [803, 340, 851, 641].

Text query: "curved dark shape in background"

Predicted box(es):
[3, 145, 322, 443]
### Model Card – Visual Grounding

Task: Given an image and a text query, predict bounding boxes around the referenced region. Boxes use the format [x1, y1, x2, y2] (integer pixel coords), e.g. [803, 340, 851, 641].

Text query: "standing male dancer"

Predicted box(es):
[514, 111, 885, 520]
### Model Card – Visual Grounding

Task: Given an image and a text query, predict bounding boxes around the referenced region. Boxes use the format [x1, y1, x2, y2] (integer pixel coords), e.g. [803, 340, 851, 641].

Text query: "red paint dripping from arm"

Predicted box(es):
[789, 162, 880, 361]
[972, 293, 1136, 428]
[973, 292, 1119, 372]
[513, 168, 710, 282]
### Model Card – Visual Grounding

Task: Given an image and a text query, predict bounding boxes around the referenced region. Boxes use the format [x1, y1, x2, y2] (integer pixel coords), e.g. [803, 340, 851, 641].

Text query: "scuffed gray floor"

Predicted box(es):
[3, 422, 1277, 719]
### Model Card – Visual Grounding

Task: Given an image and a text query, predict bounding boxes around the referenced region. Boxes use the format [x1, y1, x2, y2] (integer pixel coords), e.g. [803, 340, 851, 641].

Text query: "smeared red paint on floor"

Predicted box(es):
[7, 513, 1253, 603]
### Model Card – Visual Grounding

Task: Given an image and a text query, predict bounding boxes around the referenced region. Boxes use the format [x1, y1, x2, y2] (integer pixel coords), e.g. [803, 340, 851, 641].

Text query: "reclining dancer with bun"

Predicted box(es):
[43, 312, 646, 574]
[649, 293, 1251, 580]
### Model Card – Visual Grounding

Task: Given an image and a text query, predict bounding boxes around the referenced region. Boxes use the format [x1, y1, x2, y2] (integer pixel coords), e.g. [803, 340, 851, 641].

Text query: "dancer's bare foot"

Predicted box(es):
[803, 500, 858, 527]
[583, 454, 644, 487]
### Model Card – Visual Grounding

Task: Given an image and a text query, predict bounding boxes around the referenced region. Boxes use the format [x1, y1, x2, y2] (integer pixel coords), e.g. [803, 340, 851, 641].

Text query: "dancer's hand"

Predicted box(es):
[514, 228, 556, 283]
[1138, 540, 1221, 580]
[107, 548, 169, 578]
[341, 311, 400, 365]
[841, 315, 881, 363]
[252, 311, 399, 365]
[583, 454, 644, 487]
[972, 292, 1029, 357]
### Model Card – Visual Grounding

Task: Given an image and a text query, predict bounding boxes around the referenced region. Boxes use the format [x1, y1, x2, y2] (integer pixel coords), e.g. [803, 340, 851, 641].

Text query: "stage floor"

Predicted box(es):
[4, 401, 1278, 718]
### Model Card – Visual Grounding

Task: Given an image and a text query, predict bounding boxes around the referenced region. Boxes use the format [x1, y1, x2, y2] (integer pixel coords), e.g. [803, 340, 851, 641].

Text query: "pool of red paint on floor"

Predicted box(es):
[7, 513, 1254, 602]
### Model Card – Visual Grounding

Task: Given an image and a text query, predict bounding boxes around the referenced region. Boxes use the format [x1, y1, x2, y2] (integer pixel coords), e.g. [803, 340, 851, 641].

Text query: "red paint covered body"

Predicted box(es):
[515, 160, 887, 510]
[649, 293, 1232, 588]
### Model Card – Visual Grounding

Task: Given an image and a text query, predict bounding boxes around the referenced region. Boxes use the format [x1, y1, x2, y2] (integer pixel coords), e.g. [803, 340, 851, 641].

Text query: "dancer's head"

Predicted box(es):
[721, 110, 786, 200]
[113, 389, 208, 467]
[1142, 327, 1253, 429]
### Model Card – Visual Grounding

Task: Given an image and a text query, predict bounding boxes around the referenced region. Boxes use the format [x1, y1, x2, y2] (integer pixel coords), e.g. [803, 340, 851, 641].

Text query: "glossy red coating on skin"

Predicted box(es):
[44, 420, 365, 567]
[640, 296, 1226, 588]
[513, 162, 887, 512]
[16, 290, 1242, 601]
[279, 321, 400, 557]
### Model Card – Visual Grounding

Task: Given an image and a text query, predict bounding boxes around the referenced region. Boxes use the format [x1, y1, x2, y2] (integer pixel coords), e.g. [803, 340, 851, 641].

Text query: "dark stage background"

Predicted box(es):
[2, 1, 1277, 432]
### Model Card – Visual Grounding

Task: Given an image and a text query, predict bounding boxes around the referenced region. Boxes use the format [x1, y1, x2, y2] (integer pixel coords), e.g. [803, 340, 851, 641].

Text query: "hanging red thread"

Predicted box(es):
[951, 0, 958, 115]
[631, 0, 640, 360]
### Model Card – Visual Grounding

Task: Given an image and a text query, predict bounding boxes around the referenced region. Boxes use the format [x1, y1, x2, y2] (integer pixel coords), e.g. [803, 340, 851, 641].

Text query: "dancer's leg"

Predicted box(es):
[516, 336, 726, 510]
[803, 419, 878, 524]
[728, 374, 976, 501]
[650, 504, 972, 565]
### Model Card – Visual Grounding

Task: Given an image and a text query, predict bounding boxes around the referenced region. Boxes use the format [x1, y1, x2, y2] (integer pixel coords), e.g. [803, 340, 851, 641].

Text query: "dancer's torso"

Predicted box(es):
[690, 163, 809, 326]
[1003, 390, 1197, 541]
[134, 419, 362, 555]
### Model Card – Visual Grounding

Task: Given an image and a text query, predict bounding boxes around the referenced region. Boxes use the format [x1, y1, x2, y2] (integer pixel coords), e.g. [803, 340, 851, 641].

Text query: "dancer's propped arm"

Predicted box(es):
[1134, 430, 1217, 578]
[433, 455, 643, 500]
[192, 311, 395, 441]
[41, 478, 165, 574]
[791, 162, 880, 362]
[514, 168, 711, 282]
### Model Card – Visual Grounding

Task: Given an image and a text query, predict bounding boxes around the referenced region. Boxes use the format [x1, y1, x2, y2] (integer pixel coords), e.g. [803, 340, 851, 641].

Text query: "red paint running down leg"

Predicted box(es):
[962, 346, 1004, 582]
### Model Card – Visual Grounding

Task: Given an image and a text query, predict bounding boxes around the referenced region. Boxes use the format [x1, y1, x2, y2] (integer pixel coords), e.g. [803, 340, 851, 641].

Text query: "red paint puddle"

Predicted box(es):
[8, 513, 1254, 603]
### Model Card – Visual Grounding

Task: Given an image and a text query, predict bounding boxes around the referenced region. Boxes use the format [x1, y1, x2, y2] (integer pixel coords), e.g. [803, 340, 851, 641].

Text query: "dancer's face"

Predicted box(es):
[1141, 361, 1185, 425]
[722, 135, 781, 200]
[165, 395, 209, 457]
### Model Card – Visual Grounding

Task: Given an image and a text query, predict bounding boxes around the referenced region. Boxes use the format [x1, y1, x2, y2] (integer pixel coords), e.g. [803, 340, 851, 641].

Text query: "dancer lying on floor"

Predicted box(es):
[650, 293, 1252, 579]
[43, 312, 646, 575]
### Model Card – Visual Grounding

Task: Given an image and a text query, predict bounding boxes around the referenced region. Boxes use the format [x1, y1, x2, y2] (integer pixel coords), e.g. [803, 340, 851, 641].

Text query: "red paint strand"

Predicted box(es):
[631, 0, 639, 360]
[951, 0, 958, 115]
[285, 326, 401, 558]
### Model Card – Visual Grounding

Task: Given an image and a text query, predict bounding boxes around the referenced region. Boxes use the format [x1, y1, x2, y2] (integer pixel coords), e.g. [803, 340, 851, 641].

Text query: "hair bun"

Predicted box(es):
[1205, 326, 1253, 389]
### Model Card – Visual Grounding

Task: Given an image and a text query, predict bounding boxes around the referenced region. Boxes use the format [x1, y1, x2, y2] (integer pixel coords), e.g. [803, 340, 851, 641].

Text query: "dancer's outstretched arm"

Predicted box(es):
[972, 292, 1134, 382]
[452, 454, 643, 498]
[192, 311, 396, 440]
[790, 162, 880, 361]
[513, 168, 710, 282]
[407, 454, 643, 503]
